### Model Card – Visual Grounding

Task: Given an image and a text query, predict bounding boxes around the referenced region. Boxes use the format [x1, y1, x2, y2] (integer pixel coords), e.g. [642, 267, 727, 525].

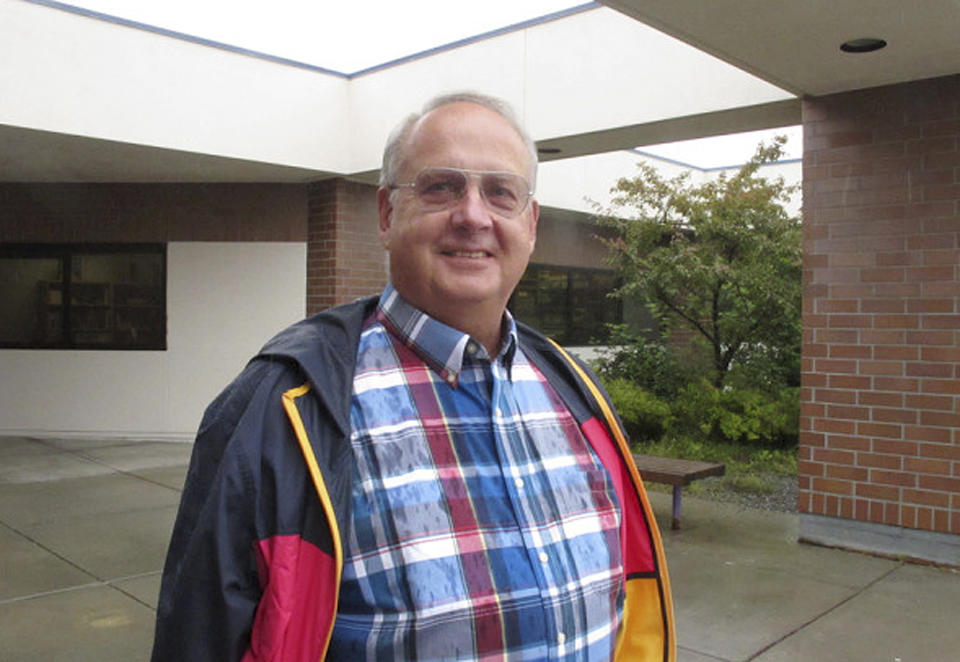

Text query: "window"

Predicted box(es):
[0, 245, 166, 350]
[510, 265, 621, 345]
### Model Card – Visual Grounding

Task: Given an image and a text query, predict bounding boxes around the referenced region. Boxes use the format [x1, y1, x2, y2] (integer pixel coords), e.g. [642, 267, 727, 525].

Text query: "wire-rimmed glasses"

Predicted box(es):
[389, 167, 534, 218]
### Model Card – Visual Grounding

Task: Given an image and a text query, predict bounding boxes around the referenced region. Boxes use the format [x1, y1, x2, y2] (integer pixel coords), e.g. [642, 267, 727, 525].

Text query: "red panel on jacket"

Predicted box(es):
[245, 534, 337, 661]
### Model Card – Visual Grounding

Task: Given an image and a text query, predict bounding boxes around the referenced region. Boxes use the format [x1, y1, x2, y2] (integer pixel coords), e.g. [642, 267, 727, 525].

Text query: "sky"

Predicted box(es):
[69, 0, 583, 73]
[640, 125, 803, 170]
[68, 0, 800, 169]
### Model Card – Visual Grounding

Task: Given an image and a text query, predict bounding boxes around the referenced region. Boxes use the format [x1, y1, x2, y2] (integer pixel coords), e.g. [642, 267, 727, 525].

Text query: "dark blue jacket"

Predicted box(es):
[152, 296, 675, 661]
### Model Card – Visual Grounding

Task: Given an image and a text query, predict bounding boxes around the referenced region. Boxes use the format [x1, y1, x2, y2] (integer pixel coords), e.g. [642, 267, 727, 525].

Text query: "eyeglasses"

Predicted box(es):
[389, 167, 534, 218]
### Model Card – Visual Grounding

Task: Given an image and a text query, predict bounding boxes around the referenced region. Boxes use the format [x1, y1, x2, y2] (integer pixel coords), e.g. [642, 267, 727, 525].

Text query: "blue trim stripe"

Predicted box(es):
[629, 148, 802, 173]
[24, 0, 349, 77]
[24, 0, 600, 79]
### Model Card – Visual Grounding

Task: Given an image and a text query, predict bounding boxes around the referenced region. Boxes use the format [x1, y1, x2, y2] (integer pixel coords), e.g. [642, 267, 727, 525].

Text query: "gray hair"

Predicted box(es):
[379, 91, 538, 191]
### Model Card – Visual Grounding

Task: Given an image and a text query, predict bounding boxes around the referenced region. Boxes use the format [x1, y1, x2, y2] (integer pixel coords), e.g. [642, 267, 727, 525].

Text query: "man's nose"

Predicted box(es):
[450, 181, 493, 228]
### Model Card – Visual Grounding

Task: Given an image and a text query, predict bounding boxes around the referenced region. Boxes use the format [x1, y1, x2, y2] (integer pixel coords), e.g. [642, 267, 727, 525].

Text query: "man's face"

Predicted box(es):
[378, 102, 539, 333]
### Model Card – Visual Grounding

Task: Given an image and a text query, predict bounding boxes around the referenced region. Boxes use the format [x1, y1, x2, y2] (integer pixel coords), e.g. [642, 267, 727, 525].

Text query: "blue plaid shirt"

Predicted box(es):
[328, 286, 624, 661]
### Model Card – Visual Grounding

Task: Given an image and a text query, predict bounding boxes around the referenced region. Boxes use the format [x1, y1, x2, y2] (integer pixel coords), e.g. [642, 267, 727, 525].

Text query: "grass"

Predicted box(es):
[632, 435, 798, 497]
[723, 474, 778, 496]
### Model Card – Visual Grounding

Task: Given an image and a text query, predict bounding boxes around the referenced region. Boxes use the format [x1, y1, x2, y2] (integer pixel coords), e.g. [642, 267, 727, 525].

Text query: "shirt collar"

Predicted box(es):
[376, 284, 518, 386]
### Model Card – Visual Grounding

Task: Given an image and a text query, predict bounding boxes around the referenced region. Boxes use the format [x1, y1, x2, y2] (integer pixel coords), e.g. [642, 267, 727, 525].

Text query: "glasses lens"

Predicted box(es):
[414, 169, 466, 206]
[409, 168, 530, 216]
[480, 173, 527, 214]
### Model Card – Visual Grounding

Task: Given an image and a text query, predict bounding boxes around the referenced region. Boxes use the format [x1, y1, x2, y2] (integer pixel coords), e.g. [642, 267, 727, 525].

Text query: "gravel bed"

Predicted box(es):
[689, 473, 799, 513]
[646, 473, 799, 514]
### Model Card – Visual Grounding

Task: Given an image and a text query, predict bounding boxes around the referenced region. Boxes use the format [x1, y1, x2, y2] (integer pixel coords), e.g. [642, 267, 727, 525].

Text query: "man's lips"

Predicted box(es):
[440, 249, 491, 258]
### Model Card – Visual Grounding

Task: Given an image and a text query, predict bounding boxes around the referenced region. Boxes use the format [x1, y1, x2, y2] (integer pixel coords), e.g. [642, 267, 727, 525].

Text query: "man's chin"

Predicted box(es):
[437, 285, 495, 306]
[430, 281, 508, 313]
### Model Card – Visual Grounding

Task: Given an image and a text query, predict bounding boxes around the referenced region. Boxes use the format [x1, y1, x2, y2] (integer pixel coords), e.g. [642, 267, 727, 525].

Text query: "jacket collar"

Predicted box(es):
[255, 295, 379, 438]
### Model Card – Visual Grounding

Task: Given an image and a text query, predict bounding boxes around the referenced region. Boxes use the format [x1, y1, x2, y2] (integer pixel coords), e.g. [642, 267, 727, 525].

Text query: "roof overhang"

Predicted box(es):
[602, 0, 960, 97]
[2, 1, 957, 185]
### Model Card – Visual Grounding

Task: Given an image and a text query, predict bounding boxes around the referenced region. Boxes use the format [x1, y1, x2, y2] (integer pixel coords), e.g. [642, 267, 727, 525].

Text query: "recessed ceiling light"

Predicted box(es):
[840, 37, 887, 53]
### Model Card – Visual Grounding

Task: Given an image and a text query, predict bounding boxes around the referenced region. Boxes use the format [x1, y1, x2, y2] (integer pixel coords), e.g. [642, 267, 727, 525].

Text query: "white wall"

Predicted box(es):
[0, 0, 350, 171]
[0, 242, 306, 440]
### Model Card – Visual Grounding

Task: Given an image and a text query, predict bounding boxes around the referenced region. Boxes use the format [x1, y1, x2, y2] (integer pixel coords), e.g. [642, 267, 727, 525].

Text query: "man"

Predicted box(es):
[152, 92, 674, 661]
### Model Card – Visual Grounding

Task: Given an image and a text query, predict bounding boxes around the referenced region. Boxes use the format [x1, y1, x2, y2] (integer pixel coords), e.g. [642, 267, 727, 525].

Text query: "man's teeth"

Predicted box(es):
[447, 250, 486, 258]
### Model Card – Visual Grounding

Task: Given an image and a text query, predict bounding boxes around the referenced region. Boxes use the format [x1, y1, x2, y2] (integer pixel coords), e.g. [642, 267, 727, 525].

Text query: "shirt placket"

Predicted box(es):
[488, 356, 570, 660]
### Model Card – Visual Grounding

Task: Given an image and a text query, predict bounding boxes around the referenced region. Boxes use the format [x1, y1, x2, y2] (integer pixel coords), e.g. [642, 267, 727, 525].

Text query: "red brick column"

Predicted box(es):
[307, 178, 387, 315]
[800, 75, 960, 558]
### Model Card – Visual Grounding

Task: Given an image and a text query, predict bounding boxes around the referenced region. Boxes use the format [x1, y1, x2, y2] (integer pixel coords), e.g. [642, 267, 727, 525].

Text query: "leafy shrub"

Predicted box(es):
[603, 377, 673, 442]
[593, 326, 691, 397]
[670, 379, 798, 447]
[726, 341, 801, 392]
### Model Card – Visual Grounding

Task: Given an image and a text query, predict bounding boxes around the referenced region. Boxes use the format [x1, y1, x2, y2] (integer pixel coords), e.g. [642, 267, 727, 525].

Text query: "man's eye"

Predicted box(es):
[420, 177, 462, 196]
[424, 181, 456, 193]
[486, 181, 519, 202]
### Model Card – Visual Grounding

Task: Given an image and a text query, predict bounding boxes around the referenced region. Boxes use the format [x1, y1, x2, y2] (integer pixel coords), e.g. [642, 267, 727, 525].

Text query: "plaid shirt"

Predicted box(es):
[328, 286, 623, 661]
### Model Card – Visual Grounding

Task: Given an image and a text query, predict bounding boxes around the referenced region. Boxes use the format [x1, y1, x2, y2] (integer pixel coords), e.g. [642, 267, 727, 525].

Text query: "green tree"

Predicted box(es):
[595, 137, 801, 389]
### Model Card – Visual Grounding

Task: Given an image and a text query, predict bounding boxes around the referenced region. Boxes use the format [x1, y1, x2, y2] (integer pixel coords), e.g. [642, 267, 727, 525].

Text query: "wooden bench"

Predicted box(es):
[632, 454, 726, 530]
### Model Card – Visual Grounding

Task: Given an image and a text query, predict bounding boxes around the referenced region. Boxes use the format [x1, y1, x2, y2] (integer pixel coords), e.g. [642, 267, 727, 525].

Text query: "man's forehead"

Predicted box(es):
[403, 102, 531, 170]
[416, 102, 521, 140]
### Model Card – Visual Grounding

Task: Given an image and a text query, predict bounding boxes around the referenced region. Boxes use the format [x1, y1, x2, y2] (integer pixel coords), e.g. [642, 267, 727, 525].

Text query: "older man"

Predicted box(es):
[152, 93, 674, 662]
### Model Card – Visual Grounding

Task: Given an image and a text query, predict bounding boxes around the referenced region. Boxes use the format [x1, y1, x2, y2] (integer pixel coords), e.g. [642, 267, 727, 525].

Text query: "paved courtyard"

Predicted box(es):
[2, 435, 958, 661]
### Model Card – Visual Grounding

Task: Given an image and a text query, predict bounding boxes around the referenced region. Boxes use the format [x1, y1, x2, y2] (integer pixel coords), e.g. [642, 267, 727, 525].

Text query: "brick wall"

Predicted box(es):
[801, 75, 960, 538]
[0, 183, 307, 242]
[307, 178, 387, 314]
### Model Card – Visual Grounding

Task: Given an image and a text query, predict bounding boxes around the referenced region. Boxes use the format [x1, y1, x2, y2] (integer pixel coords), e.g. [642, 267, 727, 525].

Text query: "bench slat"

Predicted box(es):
[633, 454, 725, 486]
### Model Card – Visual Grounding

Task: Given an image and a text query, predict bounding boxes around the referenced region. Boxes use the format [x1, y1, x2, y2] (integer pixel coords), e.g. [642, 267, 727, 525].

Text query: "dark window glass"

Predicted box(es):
[0, 245, 166, 350]
[511, 265, 621, 345]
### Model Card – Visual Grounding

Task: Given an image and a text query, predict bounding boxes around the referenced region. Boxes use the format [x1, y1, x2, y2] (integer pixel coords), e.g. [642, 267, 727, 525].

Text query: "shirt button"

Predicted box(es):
[538, 552, 549, 564]
[557, 632, 566, 645]
[514, 477, 524, 489]
[466, 342, 478, 356]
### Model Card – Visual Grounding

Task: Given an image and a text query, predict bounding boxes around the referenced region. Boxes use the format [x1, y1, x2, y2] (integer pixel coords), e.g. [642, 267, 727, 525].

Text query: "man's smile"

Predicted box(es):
[441, 249, 491, 259]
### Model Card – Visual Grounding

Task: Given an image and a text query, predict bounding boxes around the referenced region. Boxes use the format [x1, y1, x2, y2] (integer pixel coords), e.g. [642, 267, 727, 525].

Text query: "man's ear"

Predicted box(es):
[377, 187, 393, 248]
[527, 199, 540, 253]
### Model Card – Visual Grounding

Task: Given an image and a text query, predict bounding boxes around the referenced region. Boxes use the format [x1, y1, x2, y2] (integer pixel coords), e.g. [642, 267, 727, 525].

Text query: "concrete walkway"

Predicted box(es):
[1, 435, 958, 661]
